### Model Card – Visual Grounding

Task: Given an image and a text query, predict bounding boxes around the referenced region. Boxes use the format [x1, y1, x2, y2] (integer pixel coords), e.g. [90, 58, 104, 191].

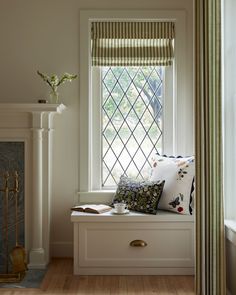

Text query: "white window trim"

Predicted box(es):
[79, 10, 191, 203]
[91, 67, 102, 191]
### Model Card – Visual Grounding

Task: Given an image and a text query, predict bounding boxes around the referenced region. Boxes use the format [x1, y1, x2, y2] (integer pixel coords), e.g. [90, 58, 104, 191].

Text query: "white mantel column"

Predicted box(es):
[42, 112, 55, 265]
[28, 112, 46, 269]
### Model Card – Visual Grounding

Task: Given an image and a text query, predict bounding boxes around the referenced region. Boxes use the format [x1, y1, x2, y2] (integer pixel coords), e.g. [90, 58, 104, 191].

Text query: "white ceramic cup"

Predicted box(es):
[114, 203, 127, 213]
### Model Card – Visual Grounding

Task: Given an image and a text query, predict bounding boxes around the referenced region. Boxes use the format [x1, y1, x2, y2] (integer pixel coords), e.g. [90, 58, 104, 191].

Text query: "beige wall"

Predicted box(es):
[0, 0, 193, 257]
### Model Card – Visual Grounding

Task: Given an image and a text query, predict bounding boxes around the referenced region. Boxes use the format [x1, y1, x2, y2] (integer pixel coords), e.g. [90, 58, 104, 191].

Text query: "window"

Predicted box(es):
[91, 21, 174, 189]
[79, 10, 193, 202]
[101, 66, 164, 188]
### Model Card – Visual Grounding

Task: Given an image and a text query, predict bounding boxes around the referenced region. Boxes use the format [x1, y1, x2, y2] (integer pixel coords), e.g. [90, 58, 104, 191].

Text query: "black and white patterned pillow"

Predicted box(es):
[112, 175, 165, 215]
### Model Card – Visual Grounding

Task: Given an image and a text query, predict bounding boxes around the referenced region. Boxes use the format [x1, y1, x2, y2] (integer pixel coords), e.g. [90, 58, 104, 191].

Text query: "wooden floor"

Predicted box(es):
[1, 258, 195, 294]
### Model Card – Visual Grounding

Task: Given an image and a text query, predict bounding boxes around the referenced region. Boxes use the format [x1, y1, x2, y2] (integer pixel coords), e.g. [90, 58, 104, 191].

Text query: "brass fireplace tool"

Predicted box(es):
[0, 171, 27, 283]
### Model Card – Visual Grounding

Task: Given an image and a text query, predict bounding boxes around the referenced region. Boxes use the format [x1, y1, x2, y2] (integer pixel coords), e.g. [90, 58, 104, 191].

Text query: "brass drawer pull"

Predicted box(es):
[130, 240, 147, 247]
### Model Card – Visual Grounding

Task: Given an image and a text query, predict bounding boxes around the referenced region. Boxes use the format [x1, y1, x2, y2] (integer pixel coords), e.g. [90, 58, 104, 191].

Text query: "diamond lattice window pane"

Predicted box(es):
[125, 137, 139, 157]
[119, 70, 132, 92]
[102, 66, 164, 188]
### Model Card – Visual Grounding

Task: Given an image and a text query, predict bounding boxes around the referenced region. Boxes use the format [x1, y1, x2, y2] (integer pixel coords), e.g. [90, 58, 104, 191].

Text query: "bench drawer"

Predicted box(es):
[77, 222, 194, 268]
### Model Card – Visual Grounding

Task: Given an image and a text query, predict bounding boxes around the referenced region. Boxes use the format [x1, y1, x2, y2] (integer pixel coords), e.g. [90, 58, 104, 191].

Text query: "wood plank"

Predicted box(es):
[0, 258, 195, 294]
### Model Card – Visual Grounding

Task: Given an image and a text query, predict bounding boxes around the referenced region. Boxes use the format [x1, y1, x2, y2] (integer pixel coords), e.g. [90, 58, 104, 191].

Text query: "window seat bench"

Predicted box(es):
[71, 210, 195, 275]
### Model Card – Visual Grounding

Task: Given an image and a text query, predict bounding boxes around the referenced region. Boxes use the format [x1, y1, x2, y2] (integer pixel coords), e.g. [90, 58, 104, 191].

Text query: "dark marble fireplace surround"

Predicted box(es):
[0, 142, 24, 273]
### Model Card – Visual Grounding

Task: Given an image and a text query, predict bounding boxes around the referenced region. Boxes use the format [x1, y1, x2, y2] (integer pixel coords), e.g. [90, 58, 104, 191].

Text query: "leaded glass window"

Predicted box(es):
[102, 66, 164, 187]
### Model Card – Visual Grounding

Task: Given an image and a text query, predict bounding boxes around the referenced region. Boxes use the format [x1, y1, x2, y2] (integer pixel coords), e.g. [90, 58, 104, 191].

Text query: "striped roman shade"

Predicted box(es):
[91, 21, 175, 66]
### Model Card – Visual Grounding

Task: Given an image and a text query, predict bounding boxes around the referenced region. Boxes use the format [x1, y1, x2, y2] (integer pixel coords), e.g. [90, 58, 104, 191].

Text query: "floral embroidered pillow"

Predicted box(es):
[150, 154, 195, 215]
[112, 176, 165, 215]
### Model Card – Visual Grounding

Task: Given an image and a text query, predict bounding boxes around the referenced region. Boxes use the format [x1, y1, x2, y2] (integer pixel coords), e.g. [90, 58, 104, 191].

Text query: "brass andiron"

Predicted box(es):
[0, 171, 26, 283]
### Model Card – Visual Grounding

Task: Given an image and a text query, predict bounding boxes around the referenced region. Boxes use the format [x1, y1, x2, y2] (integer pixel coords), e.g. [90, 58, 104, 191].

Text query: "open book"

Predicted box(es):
[71, 204, 112, 214]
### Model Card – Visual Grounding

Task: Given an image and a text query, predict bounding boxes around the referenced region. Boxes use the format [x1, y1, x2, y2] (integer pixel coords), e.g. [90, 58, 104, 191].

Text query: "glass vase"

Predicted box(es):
[49, 90, 59, 104]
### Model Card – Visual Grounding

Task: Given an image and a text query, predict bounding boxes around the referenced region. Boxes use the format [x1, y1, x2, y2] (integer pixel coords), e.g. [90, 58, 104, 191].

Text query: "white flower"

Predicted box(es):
[37, 70, 78, 93]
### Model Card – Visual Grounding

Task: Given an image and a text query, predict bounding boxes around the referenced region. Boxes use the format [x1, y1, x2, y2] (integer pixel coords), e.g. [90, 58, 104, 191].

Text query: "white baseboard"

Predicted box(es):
[50, 241, 73, 257]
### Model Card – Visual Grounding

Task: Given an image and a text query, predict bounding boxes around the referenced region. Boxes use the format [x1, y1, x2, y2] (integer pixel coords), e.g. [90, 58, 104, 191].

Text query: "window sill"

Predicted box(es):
[78, 191, 115, 204]
[225, 219, 236, 246]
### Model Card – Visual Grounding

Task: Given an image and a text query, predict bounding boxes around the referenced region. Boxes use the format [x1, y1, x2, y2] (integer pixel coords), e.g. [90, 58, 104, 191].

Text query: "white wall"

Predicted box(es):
[0, 0, 193, 257]
[223, 1, 236, 294]
[223, 0, 236, 222]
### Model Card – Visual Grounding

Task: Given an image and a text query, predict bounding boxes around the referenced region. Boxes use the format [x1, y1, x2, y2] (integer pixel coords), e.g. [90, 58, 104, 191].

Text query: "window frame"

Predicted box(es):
[79, 10, 192, 203]
[92, 65, 173, 190]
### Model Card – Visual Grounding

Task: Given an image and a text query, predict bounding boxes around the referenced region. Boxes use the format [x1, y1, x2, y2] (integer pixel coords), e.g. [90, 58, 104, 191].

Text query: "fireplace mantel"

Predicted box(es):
[0, 103, 66, 269]
[0, 103, 65, 113]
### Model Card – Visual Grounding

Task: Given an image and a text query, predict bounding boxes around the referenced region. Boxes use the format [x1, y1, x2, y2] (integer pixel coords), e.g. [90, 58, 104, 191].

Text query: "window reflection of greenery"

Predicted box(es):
[102, 66, 164, 187]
